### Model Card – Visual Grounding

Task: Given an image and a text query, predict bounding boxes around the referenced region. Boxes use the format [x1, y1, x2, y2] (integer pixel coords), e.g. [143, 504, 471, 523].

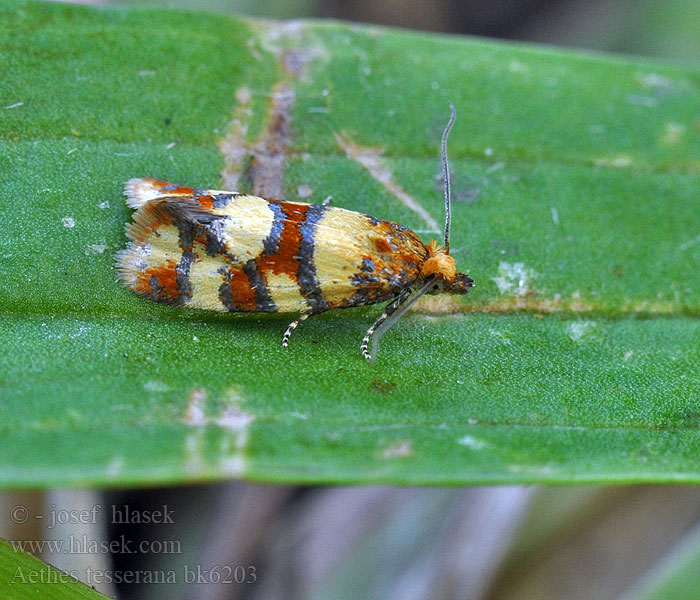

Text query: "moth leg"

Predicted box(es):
[282, 313, 311, 348]
[321, 196, 333, 206]
[361, 289, 412, 360]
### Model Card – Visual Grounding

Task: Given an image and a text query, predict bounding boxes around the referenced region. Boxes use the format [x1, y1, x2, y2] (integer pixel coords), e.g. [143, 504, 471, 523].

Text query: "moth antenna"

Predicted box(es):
[442, 102, 456, 254]
[369, 278, 436, 363]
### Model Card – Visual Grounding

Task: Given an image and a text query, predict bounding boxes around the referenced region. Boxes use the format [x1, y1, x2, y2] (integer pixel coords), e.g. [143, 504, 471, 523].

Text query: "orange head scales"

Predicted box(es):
[420, 240, 474, 295]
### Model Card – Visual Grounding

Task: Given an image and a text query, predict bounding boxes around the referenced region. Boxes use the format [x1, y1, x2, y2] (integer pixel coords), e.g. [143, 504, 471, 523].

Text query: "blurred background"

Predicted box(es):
[56, 0, 700, 63]
[5, 1, 700, 599]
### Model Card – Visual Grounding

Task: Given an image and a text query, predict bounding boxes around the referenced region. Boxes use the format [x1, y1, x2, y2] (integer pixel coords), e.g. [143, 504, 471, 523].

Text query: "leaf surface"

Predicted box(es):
[0, 537, 109, 599]
[2, 0, 700, 486]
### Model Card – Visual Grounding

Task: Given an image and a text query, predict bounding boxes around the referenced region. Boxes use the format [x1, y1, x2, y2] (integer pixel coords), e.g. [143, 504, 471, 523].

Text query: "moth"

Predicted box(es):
[117, 104, 473, 360]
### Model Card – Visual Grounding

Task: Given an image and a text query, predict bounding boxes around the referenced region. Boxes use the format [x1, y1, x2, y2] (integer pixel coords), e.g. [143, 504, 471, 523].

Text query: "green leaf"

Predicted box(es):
[2, 0, 700, 486]
[0, 537, 109, 599]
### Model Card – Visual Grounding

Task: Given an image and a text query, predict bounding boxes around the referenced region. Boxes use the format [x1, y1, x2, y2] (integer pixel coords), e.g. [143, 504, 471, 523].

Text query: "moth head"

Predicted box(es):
[421, 241, 474, 295]
[443, 272, 474, 295]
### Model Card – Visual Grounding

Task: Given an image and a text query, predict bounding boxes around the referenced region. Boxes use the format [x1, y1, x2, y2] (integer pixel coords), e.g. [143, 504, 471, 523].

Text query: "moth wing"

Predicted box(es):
[124, 178, 201, 208]
[117, 198, 224, 307]
[309, 206, 429, 309]
[118, 188, 429, 315]
[124, 178, 287, 213]
[118, 194, 311, 313]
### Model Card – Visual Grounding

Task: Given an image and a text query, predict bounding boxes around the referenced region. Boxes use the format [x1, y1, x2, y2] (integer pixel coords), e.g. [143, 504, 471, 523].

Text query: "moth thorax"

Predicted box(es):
[421, 241, 457, 281]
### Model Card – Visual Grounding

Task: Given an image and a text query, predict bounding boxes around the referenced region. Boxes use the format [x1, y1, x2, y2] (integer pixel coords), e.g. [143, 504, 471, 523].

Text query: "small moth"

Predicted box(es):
[117, 104, 473, 360]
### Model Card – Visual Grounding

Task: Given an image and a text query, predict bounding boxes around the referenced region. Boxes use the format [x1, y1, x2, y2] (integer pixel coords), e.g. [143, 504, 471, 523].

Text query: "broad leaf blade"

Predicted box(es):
[0, 538, 109, 599]
[2, 0, 700, 487]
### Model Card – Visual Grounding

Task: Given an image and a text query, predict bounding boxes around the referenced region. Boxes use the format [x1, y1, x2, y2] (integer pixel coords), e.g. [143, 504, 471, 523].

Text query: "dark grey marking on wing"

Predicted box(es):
[204, 218, 230, 257]
[361, 257, 376, 272]
[297, 204, 329, 313]
[213, 193, 236, 208]
[263, 201, 286, 255]
[218, 267, 237, 312]
[243, 259, 276, 312]
[176, 250, 195, 304]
